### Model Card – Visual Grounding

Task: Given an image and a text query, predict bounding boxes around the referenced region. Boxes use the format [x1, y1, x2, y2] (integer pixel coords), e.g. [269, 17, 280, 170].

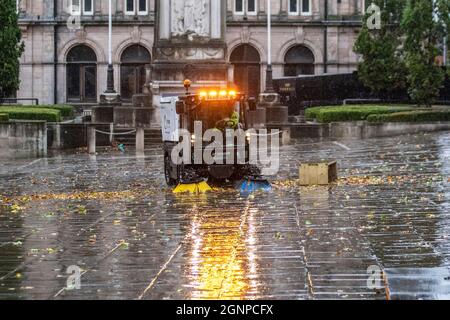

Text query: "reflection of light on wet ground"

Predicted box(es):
[385, 267, 450, 300]
[187, 203, 259, 300]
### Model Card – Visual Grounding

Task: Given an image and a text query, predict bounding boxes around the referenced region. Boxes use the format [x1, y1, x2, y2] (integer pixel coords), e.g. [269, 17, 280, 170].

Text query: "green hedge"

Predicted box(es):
[305, 105, 416, 123]
[33, 105, 74, 118]
[0, 107, 61, 122]
[0, 113, 9, 122]
[305, 106, 335, 119]
[367, 110, 450, 123]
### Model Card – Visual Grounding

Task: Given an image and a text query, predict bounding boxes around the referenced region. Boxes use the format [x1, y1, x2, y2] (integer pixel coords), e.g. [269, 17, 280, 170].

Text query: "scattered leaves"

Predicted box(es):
[274, 232, 283, 240]
[77, 205, 87, 215]
[119, 240, 129, 249]
[10, 204, 24, 214]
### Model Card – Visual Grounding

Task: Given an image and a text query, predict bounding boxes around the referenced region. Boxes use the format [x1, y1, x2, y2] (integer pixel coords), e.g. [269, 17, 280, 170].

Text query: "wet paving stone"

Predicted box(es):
[0, 132, 449, 300]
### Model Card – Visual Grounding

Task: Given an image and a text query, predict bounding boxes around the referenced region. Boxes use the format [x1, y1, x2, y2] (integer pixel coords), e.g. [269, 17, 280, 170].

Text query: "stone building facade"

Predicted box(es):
[17, 0, 366, 105]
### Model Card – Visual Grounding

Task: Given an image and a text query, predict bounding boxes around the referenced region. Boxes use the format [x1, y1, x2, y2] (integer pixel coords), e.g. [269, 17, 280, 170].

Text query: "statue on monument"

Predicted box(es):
[153, 0, 228, 95]
[171, 0, 209, 40]
[172, 0, 184, 37]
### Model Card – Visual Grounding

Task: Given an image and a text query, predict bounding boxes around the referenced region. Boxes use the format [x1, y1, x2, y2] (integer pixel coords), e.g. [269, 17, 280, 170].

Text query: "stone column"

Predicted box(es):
[327, 27, 339, 73]
[159, 0, 170, 40]
[228, 65, 234, 85]
[95, 0, 101, 14]
[260, 0, 266, 12]
[211, 0, 222, 39]
[279, 0, 287, 13]
[42, 0, 54, 19]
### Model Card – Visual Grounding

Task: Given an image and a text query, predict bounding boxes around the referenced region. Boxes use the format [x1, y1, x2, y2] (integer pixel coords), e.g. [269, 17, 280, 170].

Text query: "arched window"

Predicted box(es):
[284, 45, 315, 76]
[120, 45, 151, 101]
[230, 44, 261, 98]
[66, 45, 97, 102]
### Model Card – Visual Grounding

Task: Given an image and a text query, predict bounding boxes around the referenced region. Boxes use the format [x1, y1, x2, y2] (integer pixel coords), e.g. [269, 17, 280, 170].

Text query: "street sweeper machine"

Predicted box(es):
[160, 80, 271, 194]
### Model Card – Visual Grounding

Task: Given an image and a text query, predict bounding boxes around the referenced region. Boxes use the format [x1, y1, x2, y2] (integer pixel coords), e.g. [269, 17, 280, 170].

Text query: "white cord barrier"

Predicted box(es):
[94, 129, 137, 136]
[93, 129, 282, 137]
[249, 131, 283, 137]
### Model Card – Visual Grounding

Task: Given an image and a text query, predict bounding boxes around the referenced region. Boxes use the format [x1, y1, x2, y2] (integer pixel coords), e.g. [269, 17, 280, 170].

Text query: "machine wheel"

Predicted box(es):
[164, 154, 177, 186]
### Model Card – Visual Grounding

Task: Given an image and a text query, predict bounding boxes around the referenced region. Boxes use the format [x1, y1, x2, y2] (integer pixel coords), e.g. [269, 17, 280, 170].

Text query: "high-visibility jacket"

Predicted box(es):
[215, 111, 240, 130]
[229, 111, 239, 129]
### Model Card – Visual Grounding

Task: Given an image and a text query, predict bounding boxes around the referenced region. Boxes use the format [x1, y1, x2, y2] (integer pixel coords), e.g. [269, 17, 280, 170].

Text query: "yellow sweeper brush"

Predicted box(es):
[173, 180, 212, 194]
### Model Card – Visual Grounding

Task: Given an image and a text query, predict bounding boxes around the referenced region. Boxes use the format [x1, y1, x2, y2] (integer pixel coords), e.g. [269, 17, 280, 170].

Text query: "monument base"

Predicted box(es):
[245, 108, 266, 129]
[100, 92, 122, 106]
[92, 106, 114, 124]
[266, 105, 289, 125]
[93, 92, 122, 124]
[257, 93, 289, 125]
[132, 94, 153, 109]
[113, 107, 154, 129]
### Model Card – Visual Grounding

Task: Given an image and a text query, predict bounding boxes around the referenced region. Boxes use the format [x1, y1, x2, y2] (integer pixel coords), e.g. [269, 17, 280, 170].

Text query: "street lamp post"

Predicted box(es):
[265, 0, 275, 93]
[106, 0, 115, 94]
[257, 0, 288, 128]
[100, 0, 120, 105]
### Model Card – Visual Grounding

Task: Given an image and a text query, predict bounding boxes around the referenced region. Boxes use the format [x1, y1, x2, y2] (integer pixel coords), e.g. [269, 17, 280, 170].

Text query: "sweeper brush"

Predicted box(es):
[173, 180, 212, 194]
[238, 177, 272, 195]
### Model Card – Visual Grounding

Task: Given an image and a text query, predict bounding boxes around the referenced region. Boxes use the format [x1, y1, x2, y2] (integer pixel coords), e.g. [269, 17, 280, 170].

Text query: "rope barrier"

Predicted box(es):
[95, 129, 137, 136]
[93, 129, 282, 137]
[249, 131, 283, 137]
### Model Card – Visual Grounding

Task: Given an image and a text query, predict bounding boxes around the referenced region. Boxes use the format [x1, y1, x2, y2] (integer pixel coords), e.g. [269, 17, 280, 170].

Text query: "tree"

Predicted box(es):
[354, 0, 407, 96]
[401, 0, 450, 106]
[0, 0, 24, 99]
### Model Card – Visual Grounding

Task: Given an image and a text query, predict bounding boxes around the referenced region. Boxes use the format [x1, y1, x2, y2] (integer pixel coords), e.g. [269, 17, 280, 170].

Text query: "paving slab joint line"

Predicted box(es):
[138, 243, 183, 300]
[333, 141, 351, 151]
[294, 203, 315, 299]
[17, 158, 43, 171]
[137, 209, 207, 300]
[53, 241, 124, 298]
